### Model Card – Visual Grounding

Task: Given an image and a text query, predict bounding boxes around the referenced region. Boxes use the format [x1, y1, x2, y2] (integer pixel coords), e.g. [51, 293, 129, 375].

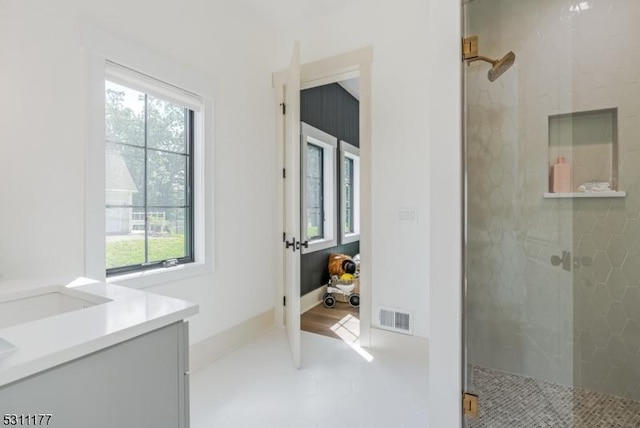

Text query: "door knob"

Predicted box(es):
[285, 237, 297, 251]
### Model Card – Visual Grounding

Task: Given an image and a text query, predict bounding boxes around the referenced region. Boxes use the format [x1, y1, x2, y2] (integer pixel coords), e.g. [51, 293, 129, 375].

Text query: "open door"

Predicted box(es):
[283, 42, 301, 368]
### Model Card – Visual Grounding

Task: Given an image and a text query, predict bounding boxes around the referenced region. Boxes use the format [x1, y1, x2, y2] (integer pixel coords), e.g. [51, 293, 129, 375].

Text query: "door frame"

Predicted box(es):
[273, 46, 373, 347]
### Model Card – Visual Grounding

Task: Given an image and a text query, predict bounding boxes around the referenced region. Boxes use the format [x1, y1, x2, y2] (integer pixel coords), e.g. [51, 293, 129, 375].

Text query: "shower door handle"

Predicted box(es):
[551, 250, 571, 271]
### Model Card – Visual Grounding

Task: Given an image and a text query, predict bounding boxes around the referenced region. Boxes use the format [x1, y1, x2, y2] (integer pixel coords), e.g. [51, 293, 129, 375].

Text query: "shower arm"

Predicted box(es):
[465, 56, 497, 66]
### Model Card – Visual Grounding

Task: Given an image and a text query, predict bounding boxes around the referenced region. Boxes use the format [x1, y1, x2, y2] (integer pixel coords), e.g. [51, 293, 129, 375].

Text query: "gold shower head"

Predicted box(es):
[487, 51, 515, 82]
[462, 36, 516, 82]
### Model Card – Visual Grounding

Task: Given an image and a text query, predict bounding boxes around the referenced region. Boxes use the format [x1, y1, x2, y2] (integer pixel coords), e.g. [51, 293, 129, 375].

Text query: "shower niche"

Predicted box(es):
[544, 108, 625, 198]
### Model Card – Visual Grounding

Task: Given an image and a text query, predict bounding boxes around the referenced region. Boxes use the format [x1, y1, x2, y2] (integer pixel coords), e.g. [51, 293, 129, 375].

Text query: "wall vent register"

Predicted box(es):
[378, 307, 412, 334]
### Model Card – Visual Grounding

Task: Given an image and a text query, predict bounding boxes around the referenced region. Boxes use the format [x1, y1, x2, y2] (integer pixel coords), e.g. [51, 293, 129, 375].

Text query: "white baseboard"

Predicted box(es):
[300, 287, 325, 314]
[368, 327, 429, 360]
[189, 308, 275, 372]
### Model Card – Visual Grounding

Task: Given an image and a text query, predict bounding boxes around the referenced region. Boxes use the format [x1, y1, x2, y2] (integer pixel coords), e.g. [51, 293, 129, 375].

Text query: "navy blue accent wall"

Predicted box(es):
[301, 242, 360, 295]
[300, 83, 360, 296]
[301, 84, 359, 148]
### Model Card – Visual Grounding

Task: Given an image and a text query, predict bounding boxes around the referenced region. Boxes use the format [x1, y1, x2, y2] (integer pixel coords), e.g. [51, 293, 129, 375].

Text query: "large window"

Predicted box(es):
[105, 67, 197, 275]
[300, 122, 337, 253]
[340, 141, 360, 244]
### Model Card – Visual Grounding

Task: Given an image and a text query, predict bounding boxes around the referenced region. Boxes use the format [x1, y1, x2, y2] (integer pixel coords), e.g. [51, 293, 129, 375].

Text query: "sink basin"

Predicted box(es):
[0, 285, 111, 330]
[0, 337, 16, 358]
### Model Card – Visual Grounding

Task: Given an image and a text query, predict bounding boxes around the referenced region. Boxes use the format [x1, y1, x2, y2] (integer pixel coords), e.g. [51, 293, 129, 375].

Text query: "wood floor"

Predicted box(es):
[301, 302, 360, 343]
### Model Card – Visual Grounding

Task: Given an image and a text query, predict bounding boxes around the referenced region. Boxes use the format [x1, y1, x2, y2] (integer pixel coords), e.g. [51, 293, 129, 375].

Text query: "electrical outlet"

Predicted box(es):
[398, 209, 418, 222]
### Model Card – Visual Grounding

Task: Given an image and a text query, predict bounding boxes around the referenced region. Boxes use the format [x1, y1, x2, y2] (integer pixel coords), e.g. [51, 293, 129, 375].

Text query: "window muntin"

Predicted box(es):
[105, 78, 194, 275]
[300, 122, 337, 253]
[340, 141, 360, 244]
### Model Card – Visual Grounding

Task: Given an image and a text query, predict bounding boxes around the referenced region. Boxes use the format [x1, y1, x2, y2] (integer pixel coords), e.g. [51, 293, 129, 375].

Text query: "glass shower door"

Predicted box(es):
[463, 1, 640, 426]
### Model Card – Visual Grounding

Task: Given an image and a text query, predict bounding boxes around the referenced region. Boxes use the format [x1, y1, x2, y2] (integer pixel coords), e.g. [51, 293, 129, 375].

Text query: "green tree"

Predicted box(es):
[105, 84, 189, 230]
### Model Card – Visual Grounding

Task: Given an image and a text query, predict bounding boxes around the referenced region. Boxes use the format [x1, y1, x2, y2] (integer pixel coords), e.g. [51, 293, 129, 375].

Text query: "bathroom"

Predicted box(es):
[0, 0, 434, 425]
[0, 0, 638, 426]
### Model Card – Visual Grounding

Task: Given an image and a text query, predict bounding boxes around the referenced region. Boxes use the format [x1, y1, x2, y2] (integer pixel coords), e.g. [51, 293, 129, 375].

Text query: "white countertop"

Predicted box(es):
[0, 277, 198, 387]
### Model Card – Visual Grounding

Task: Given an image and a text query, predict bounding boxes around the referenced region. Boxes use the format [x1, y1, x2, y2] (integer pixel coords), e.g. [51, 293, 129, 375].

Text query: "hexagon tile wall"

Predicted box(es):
[465, 0, 640, 401]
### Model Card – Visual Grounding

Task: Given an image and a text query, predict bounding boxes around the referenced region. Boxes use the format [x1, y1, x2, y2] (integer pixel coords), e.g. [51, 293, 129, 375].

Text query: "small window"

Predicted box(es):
[306, 143, 324, 240]
[105, 64, 200, 275]
[300, 122, 337, 253]
[340, 141, 360, 244]
[344, 157, 354, 233]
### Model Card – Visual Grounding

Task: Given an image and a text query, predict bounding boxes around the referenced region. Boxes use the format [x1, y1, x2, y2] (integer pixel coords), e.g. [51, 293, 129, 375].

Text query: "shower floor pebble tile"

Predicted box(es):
[190, 328, 428, 428]
[468, 366, 640, 428]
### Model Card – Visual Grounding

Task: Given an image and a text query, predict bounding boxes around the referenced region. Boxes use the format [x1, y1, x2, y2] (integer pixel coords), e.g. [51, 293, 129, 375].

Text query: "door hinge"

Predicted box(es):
[280, 102, 286, 115]
[283, 168, 286, 178]
[283, 232, 286, 242]
[283, 296, 286, 306]
[463, 393, 479, 417]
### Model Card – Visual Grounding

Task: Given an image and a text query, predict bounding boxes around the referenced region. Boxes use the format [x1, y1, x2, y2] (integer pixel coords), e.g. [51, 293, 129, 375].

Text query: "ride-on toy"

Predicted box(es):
[322, 254, 360, 308]
[323, 278, 360, 308]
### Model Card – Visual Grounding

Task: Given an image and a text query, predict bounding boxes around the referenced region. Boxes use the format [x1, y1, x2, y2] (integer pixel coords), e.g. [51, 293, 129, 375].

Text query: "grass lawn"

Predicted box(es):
[106, 235, 186, 269]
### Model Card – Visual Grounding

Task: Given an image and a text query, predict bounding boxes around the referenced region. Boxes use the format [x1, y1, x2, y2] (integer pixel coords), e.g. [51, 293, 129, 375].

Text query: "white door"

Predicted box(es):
[283, 42, 301, 368]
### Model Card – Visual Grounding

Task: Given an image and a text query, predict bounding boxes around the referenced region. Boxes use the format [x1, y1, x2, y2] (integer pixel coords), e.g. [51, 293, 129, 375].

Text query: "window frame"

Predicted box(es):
[340, 140, 361, 244]
[300, 122, 338, 254]
[104, 74, 196, 276]
[82, 29, 214, 289]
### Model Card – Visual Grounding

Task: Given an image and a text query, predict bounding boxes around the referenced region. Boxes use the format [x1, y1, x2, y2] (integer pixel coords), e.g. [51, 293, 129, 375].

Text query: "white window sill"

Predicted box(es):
[107, 261, 210, 289]
[302, 238, 338, 254]
[341, 233, 360, 245]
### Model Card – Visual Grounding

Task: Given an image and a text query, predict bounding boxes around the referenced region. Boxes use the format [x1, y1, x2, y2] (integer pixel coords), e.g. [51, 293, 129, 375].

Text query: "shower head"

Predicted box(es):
[463, 36, 516, 82]
[487, 51, 515, 82]
[466, 51, 516, 82]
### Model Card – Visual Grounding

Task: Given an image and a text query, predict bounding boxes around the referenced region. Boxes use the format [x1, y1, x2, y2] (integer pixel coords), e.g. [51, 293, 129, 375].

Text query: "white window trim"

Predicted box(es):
[300, 122, 337, 254]
[82, 26, 214, 289]
[340, 141, 360, 244]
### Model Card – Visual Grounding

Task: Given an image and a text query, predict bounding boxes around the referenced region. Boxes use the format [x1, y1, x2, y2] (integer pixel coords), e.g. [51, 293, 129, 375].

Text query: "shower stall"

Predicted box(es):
[463, 0, 640, 426]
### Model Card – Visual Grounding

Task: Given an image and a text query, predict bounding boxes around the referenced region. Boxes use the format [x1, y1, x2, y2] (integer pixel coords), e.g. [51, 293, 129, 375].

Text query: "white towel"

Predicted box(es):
[578, 181, 611, 192]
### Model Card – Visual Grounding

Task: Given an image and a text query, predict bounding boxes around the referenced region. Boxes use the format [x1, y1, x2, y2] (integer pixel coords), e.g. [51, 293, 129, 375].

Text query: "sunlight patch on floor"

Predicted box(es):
[330, 313, 373, 362]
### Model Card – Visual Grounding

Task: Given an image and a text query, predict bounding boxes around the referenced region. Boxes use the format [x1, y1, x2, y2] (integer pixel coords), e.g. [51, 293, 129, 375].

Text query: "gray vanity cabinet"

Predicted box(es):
[0, 321, 190, 428]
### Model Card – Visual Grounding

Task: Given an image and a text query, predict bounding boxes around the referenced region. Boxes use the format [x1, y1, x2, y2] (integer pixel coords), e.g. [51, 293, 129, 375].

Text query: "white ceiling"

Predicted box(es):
[233, 0, 356, 28]
[232, 0, 361, 99]
[339, 78, 360, 100]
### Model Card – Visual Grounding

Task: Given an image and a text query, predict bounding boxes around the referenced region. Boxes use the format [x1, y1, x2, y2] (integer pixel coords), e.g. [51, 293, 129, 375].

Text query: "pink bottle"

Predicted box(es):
[552, 157, 571, 193]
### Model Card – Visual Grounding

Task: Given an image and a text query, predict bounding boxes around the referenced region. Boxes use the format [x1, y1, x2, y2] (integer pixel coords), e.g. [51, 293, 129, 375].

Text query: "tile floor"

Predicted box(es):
[190, 328, 429, 428]
[468, 366, 640, 428]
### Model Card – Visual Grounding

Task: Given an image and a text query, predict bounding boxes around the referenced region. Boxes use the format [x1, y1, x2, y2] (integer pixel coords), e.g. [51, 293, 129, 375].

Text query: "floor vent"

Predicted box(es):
[378, 307, 412, 335]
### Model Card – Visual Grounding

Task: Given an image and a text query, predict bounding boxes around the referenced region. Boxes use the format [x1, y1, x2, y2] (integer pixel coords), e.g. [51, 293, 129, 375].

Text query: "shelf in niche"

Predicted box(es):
[543, 191, 626, 199]
[548, 108, 619, 194]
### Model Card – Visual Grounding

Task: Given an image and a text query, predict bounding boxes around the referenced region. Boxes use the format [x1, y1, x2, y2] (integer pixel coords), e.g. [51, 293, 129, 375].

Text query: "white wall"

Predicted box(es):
[0, 0, 280, 345]
[428, 2, 462, 427]
[274, 0, 432, 338]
